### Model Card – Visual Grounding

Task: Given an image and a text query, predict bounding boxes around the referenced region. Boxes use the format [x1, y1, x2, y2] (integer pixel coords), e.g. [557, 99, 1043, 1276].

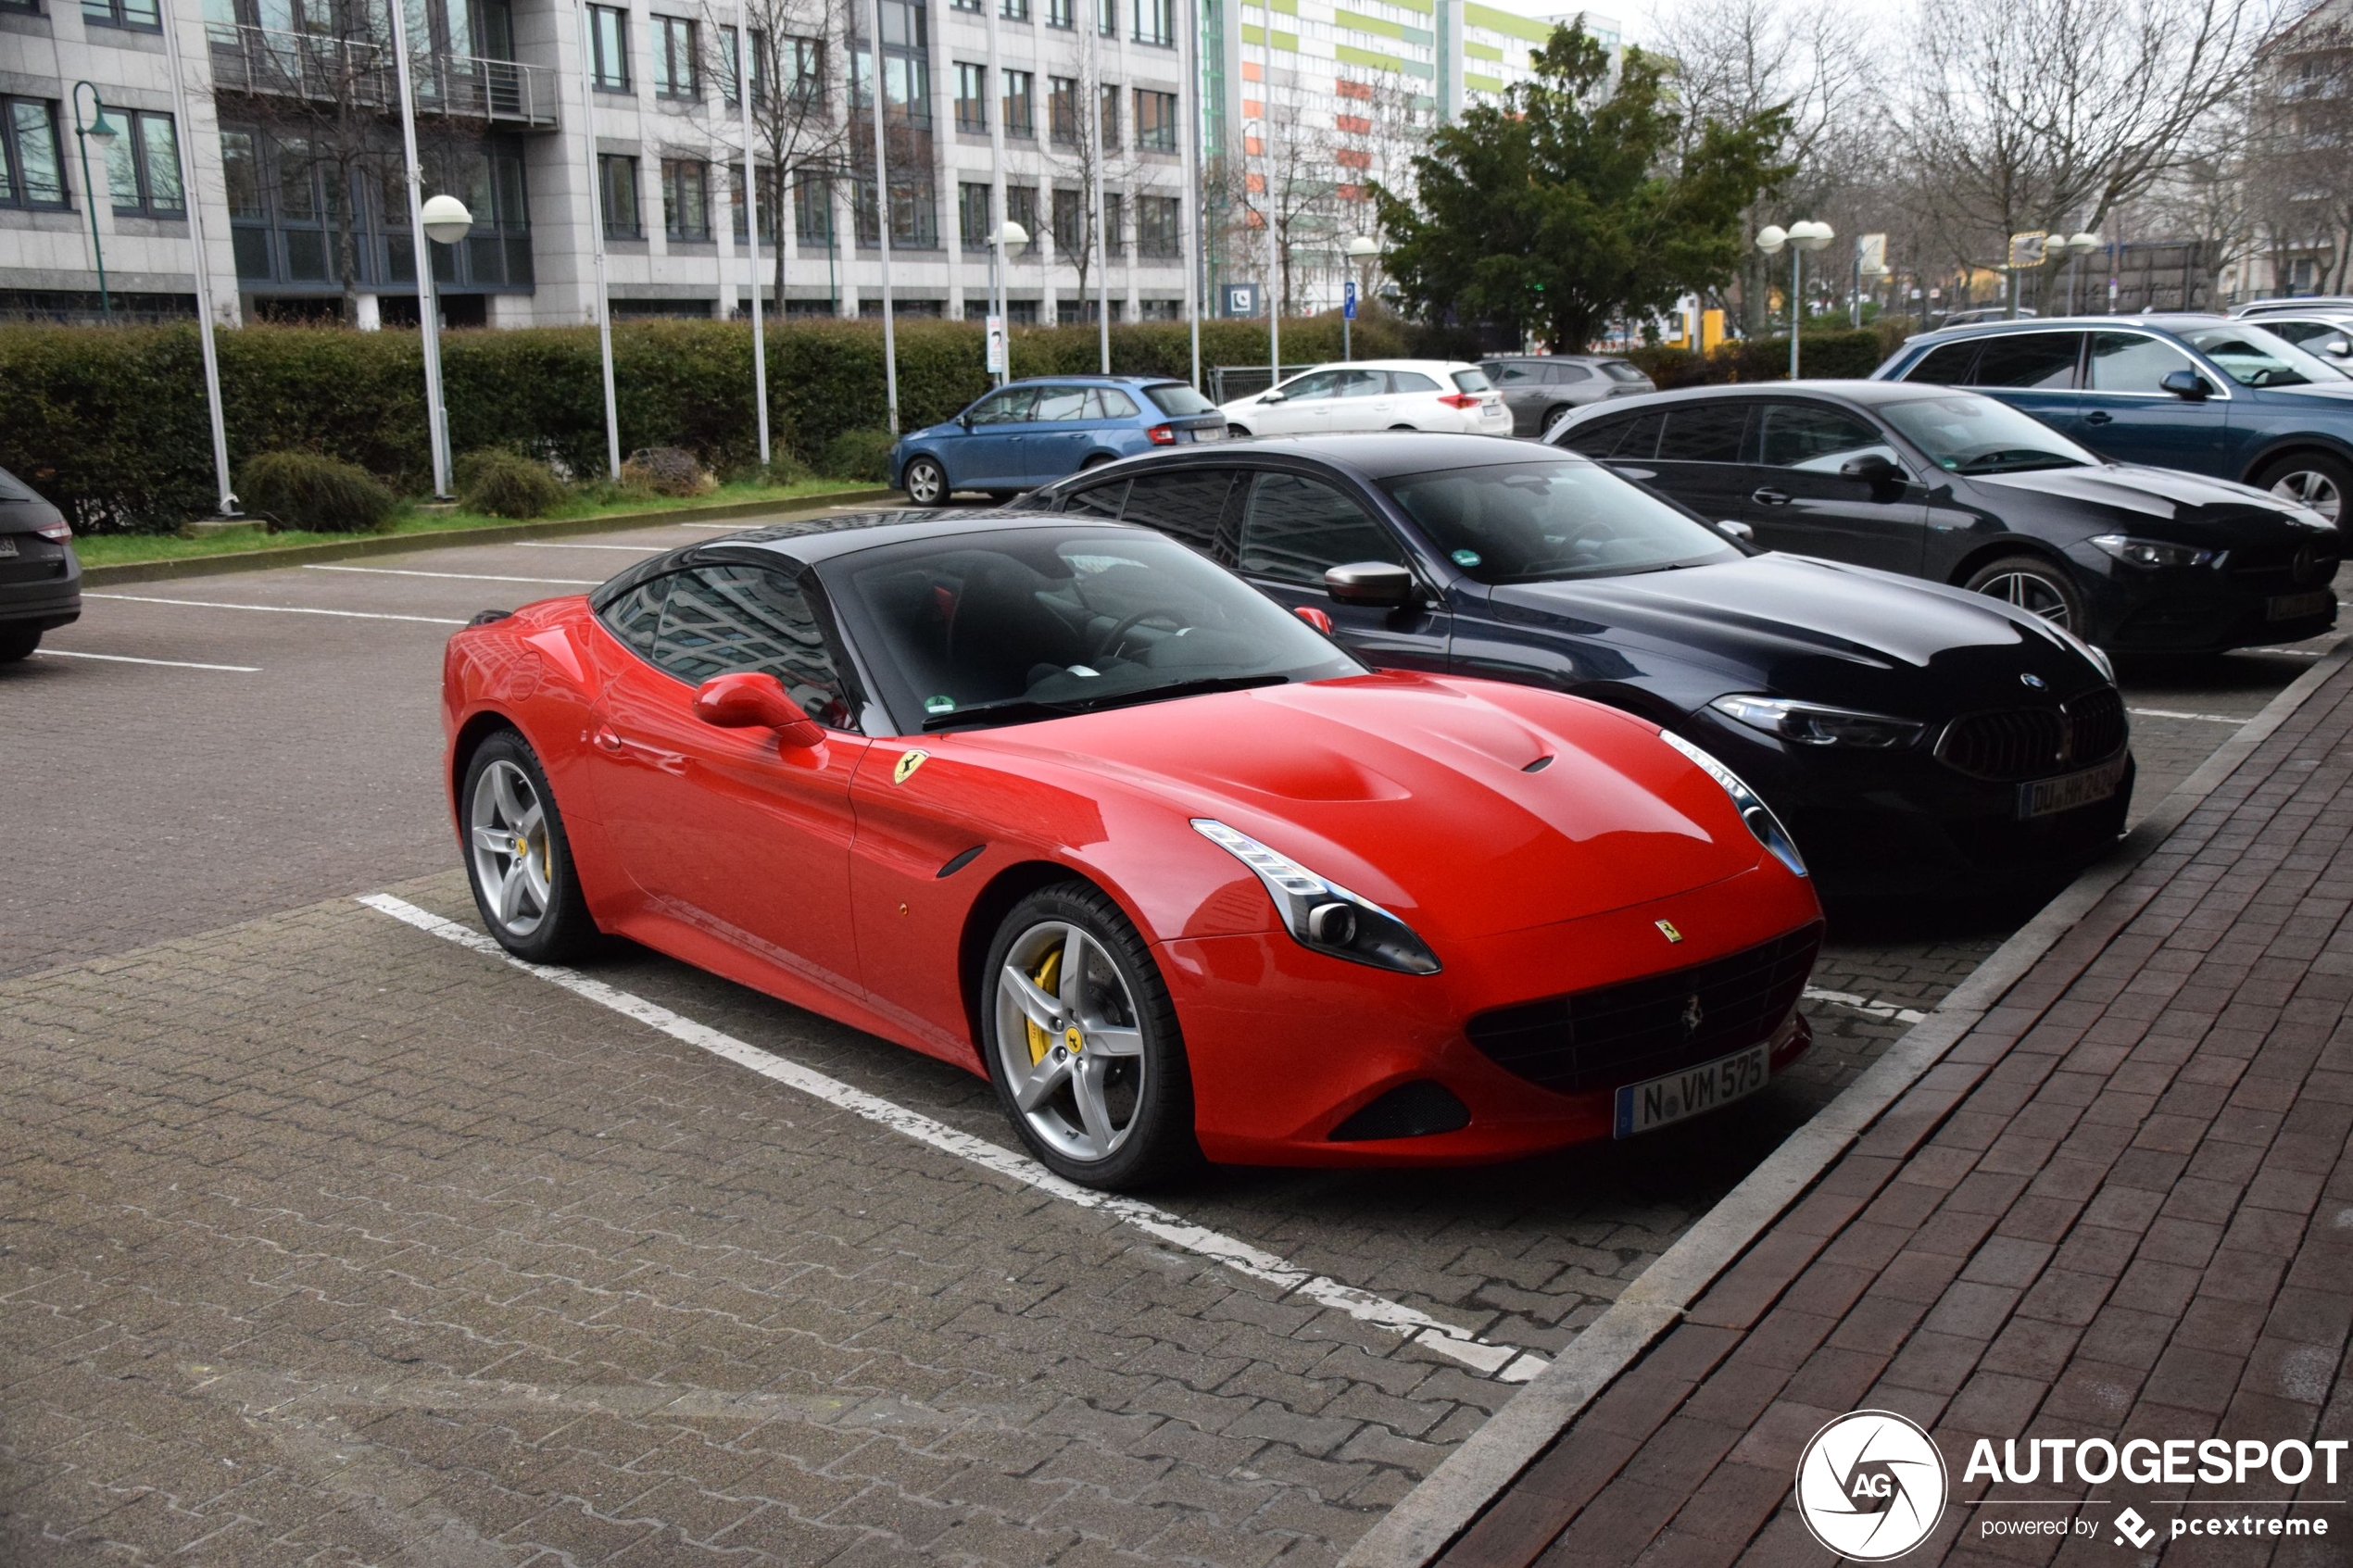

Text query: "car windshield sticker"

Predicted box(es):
[1452, 549, 1482, 567]
[893, 749, 929, 785]
[925, 695, 955, 714]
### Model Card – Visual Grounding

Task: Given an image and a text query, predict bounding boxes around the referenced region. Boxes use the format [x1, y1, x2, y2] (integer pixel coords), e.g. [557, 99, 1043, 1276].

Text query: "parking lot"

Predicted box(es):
[1, 509, 2343, 1566]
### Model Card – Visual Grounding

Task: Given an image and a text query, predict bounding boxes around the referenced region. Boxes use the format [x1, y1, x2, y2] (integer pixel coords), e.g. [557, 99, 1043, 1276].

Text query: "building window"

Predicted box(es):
[589, 5, 630, 90]
[1095, 0, 1113, 34]
[720, 26, 767, 104]
[1102, 190, 1123, 257]
[1048, 75, 1076, 144]
[954, 62, 986, 132]
[1135, 88, 1177, 150]
[1006, 183, 1038, 248]
[1047, 0, 1071, 25]
[82, 0, 158, 28]
[598, 153, 640, 236]
[1138, 193, 1179, 256]
[1099, 82, 1119, 145]
[105, 109, 184, 218]
[0, 98, 69, 211]
[959, 181, 990, 250]
[952, 0, 979, 11]
[795, 173, 831, 244]
[1000, 0, 1027, 20]
[1002, 69, 1034, 137]
[0, 0, 42, 14]
[729, 166, 776, 241]
[1131, 0, 1171, 44]
[786, 36, 824, 107]
[653, 15, 698, 98]
[663, 157, 711, 240]
[1051, 185, 1086, 255]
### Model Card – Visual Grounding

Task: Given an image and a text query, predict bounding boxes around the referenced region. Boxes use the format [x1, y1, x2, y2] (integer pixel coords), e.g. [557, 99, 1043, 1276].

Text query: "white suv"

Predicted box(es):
[1218, 359, 1511, 437]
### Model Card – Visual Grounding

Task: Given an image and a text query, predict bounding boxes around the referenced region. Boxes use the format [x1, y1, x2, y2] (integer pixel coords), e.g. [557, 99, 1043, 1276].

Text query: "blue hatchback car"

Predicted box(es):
[888, 375, 1227, 506]
[1873, 315, 2353, 524]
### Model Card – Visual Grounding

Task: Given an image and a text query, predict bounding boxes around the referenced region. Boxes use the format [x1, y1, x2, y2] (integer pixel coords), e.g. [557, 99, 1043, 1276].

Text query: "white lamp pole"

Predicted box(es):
[737, 0, 770, 466]
[573, 0, 621, 478]
[1767, 220, 1832, 379]
[866, 0, 900, 434]
[157, 0, 236, 515]
[388, 0, 465, 497]
[989, 220, 1027, 387]
[1178, 0, 1201, 389]
[2060, 230, 2101, 315]
[982, 0, 1010, 379]
[1343, 232, 1378, 362]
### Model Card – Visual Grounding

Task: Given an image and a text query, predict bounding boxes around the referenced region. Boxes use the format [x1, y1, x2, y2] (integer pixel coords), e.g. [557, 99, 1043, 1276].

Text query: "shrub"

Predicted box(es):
[729, 454, 814, 487]
[620, 445, 714, 496]
[455, 447, 567, 519]
[236, 450, 396, 533]
[821, 428, 896, 483]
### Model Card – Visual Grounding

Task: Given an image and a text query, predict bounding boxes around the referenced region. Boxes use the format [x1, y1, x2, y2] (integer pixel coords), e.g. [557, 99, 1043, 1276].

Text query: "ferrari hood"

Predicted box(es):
[950, 671, 1777, 939]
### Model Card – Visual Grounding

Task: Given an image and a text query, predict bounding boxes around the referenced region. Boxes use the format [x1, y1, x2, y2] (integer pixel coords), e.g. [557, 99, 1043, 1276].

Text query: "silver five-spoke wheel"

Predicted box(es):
[1977, 570, 2073, 627]
[2270, 467, 2343, 525]
[992, 921, 1147, 1163]
[471, 758, 551, 939]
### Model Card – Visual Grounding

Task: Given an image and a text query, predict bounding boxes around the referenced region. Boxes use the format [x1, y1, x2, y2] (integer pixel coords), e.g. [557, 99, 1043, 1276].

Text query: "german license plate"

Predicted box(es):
[1614, 1042, 1769, 1138]
[0, 537, 17, 557]
[2267, 589, 2333, 621]
[2019, 754, 2128, 820]
[1189, 425, 1225, 443]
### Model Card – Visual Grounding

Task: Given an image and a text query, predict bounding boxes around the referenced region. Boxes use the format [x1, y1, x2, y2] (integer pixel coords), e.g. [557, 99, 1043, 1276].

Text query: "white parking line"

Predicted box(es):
[34, 648, 260, 672]
[87, 593, 467, 626]
[305, 565, 601, 586]
[359, 892, 1549, 1384]
[513, 541, 666, 553]
[1803, 986, 1929, 1026]
[2129, 707, 2248, 725]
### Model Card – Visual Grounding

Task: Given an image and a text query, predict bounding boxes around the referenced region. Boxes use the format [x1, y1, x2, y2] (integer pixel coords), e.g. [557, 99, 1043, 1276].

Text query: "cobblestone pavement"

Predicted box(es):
[0, 523, 2341, 1564]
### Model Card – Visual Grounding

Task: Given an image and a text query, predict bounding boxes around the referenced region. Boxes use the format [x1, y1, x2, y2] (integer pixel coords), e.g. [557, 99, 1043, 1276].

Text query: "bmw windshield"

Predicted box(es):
[1380, 457, 1740, 583]
[825, 527, 1361, 733]
[1878, 393, 2099, 475]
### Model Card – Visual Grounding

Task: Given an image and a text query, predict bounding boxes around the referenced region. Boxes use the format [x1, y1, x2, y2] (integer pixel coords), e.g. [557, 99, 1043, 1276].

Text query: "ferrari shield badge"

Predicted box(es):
[892, 748, 929, 785]
[1655, 919, 1683, 944]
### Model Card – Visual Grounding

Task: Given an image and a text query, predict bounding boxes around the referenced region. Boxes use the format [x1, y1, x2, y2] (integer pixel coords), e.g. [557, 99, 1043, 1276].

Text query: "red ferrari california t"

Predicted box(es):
[443, 511, 1824, 1188]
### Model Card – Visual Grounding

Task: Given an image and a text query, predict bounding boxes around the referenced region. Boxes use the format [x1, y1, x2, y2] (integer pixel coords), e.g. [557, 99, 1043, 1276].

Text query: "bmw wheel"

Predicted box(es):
[1964, 554, 2085, 632]
[902, 456, 948, 507]
[2255, 452, 2348, 525]
[461, 730, 597, 962]
[982, 882, 1197, 1189]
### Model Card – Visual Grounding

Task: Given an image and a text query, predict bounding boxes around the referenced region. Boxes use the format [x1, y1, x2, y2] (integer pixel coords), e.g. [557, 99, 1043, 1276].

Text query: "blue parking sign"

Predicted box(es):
[1343, 280, 1357, 320]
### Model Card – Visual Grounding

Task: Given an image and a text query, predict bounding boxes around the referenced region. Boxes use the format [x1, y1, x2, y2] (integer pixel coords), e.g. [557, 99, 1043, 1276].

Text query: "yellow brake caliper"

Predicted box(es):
[1025, 947, 1063, 1066]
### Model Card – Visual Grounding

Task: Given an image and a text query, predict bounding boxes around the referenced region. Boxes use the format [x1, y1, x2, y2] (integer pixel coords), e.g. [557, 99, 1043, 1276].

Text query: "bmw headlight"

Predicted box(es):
[1709, 695, 1923, 750]
[1658, 729, 1808, 879]
[2046, 620, 2115, 683]
[2091, 534, 2218, 570]
[1192, 819, 1441, 974]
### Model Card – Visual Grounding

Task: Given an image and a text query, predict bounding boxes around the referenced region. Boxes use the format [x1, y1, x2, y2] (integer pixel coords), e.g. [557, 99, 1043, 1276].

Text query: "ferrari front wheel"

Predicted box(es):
[982, 883, 1198, 1189]
[461, 730, 596, 962]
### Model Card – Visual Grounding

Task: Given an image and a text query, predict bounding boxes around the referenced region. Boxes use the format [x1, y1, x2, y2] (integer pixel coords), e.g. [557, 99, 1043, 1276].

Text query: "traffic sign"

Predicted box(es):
[1343, 280, 1357, 320]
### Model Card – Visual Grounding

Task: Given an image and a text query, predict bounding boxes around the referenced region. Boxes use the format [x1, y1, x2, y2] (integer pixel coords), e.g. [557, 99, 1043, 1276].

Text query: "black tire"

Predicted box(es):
[979, 881, 1199, 1189]
[902, 455, 948, 508]
[2252, 450, 2349, 526]
[1388, 423, 1417, 431]
[1227, 423, 1252, 439]
[0, 626, 39, 662]
[1080, 453, 1115, 470]
[1962, 553, 2087, 634]
[459, 729, 598, 962]
[1539, 404, 1572, 436]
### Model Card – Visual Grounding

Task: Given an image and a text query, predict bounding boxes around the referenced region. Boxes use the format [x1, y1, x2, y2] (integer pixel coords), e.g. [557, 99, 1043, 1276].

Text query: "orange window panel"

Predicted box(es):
[1336, 113, 1371, 134]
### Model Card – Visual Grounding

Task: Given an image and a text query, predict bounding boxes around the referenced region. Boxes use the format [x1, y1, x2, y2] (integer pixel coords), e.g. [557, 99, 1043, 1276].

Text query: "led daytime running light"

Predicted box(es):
[1658, 729, 1809, 879]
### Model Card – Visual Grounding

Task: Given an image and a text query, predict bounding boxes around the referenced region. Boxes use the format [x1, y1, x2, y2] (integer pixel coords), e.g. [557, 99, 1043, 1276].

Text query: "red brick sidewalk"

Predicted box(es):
[1440, 661, 2353, 1568]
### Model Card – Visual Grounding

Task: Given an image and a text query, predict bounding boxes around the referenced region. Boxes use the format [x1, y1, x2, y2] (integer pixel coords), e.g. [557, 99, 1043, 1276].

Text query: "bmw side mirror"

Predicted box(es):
[1325, 560, 1414, 607]
[1839, 452, 1902, 490]
[695, 672, 825, 749]
[2160, 369, 2211, 400]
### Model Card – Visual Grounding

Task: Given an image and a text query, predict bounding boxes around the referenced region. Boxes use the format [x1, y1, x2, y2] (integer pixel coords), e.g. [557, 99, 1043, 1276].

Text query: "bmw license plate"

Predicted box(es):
[2267, 589, 2333, 621]
[1614, 1043, 1769, 1138]
[0, 537, 16, 557]
[2019, 754, 2128, 820]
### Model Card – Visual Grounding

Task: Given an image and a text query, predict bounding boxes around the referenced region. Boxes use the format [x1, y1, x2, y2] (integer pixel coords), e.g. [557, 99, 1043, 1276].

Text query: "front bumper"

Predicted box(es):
[2073, 541, 2340, 652]
[1160, 861, 1822, 1166]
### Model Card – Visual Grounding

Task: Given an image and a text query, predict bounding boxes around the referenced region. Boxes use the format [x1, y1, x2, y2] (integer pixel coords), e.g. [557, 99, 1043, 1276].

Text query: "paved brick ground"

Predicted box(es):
[1438, 661, 2353, 1566]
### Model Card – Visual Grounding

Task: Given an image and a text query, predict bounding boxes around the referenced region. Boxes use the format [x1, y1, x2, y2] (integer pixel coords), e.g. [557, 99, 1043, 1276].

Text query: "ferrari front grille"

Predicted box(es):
[1464, 922, 1822, 1097]
[1936, 687, 2126, 783]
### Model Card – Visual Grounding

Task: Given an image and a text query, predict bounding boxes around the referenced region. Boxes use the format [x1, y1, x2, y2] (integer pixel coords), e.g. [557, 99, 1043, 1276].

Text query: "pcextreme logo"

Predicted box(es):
[1795, 1410, 1950, 1561]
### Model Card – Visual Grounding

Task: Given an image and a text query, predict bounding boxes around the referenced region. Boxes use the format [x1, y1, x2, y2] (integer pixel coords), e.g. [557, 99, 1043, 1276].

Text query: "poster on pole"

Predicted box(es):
[985, 316, 1008, 374]
[1856, 233, 1886, 276]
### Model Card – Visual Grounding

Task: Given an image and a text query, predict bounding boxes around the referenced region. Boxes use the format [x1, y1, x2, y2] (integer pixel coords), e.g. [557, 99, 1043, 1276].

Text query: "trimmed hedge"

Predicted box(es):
[0, 314, 1437, 533]
[1623, 322, 1913, 391]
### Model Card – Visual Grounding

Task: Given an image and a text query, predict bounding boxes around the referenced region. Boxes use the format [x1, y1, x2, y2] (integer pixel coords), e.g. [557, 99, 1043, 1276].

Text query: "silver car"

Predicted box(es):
[1479, 355, 1656, 437]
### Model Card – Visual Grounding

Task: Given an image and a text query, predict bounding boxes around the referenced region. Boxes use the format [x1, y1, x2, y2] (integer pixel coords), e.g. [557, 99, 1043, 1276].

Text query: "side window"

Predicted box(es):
[1277, 370, 1340, 402]
[651, 565, 853, 727]
[1489, 361, 1537, 384]
[1902, 341, 1980, 384]
[1064, 478, 1128, 518]
[1121, 468, 1236, 552]
[1033, 385, 1091, 421]
[2087, 332, 2199, 393]
[1088, 387, 1140, 419]
[1333, 369, 1386, 398]
[1755, 403, 1899, 471]
[1655, 402, 1750, 463]
[1548, 364, 1592, 383]
[1237, 472, 1403, 586]
[971, 387, 1038, 424]
[1560, 414, 1629, 458]
[1966, 332, 2082, 389]
[1387, 370, 1439, 393]
[599, 571, 673, 656]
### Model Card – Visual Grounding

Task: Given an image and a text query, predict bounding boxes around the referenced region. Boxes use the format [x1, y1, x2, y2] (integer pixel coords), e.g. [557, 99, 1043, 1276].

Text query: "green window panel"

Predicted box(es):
[1465, 3, 1553, 42]
[1336, 7, 1403, 36]
[1463, 39, 1501, 58]
[1334, 41, 1401, 69]
[1464, 69, 1504, 93]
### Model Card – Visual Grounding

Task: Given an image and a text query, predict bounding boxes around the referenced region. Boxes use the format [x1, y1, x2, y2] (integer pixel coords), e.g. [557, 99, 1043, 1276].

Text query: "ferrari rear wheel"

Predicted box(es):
[982, 883, 1197, 1188]
[461, 731, 596, 962]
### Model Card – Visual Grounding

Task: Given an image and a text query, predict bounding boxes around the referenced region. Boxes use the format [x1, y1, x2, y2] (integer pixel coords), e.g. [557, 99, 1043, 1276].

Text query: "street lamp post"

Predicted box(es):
[736, 0, 770, 469]
[1343, 233, 1378, 361]
[69, 84, 120, 323]
[573, 0, 621, 480]
[988, 220, 1028, 387]
[420, 194, 474, 494]
[388, 0, 471, 497]
[1759, 220, 1832, 379]
[155, 0, 237, 515]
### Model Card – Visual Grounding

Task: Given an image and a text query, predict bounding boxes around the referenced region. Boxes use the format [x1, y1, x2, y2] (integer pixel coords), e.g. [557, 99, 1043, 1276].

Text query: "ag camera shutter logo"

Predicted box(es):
[1795, 1410, 1949, 1560]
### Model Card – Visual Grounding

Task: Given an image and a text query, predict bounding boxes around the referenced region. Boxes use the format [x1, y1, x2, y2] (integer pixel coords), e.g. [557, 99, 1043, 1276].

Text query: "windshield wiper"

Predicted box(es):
[919, 673, 1292, 732]
[921, 696, 1086, 731]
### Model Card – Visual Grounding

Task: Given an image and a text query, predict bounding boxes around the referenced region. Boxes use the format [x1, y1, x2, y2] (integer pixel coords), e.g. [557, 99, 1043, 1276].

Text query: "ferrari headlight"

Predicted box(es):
[1658, 729, 1808, 879]
[1709, 695, 1923, 750]
[2090, 533, 2217, 570]
[1191, 819, 1441, 974]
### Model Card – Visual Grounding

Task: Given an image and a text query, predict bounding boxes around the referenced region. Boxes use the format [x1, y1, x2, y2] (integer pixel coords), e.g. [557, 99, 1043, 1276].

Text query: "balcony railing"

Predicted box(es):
[208, 23, 560, 129]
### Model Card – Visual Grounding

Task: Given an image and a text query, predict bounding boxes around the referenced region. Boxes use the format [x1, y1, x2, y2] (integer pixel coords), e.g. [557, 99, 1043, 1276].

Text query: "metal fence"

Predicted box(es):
[1207, 362, 1317, 402]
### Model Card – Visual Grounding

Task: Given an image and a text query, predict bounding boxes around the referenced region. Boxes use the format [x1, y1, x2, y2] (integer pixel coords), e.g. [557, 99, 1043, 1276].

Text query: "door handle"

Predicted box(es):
[1751, 487, 1792, 506]
[2083, 410, 2113, 426]
[591, 726, 623, 753]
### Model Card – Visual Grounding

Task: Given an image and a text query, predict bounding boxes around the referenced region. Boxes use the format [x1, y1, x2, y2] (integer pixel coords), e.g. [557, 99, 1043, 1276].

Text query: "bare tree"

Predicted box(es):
[1043, 44, 1135, 314]
[698, 0, 858, 309]
[1226, 81, 1337, 315]
[2243, 3, 2353, 295]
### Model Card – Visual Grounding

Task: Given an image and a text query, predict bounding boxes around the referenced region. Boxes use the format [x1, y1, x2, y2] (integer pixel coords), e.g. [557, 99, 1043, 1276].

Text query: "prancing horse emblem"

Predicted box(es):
[1655, 919, 1683, 944]
[1680, 994, 1705, 1037]
[892, 748, 929, 785]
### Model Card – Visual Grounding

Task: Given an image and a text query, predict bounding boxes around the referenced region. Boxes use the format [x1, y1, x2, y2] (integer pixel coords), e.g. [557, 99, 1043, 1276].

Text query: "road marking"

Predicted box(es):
[1803, 986, 1929, 1025]
[513, 541, 666, 553]
[359, 892, 1548, 1384]
[87, 593, 467, 626]
[305, 565, 601, 586]
[2129, 707, 2248, 725]
[34, 648, 261, 672]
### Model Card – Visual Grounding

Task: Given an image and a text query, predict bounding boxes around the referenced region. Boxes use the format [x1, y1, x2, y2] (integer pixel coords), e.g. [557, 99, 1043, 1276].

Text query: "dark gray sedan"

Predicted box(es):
[1480, 355, 1656, 436]
[0, 466, 80, 662]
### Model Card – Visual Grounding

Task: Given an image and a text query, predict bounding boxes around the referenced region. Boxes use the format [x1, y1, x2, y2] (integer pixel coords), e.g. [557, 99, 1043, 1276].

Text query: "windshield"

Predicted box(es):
[1878, 393, 2099, 475]
[1143, 383, 1217, 416]
[2176, 324, 2349, 387]
[825, 527, 1361, 733]
[1380, 457, 1740, 583]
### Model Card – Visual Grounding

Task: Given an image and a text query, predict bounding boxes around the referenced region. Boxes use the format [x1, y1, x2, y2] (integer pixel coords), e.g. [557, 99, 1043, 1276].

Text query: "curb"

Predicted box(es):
[78, 487, 902, 587]
[1339, 637, 2353, 1568]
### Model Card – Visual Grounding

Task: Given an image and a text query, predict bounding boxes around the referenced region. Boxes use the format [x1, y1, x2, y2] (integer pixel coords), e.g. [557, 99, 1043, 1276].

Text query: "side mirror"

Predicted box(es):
[1839, 452, 1902, 489]
[1294, 604, 1335, 633]
[2328, 339, 2352, 359]
[694, 671, 825, 748]
[1324, 560, 1414, 607]
[1717, 519, 1755, 544]
[959, 411, 975, 429]
[1261, 390, 1289, 404]
[2160, 369, 2211, 400]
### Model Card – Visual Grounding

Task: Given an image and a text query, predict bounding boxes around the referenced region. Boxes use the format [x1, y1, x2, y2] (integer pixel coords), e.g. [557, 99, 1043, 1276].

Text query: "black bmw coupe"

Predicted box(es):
[1026, 433, 2132, 899]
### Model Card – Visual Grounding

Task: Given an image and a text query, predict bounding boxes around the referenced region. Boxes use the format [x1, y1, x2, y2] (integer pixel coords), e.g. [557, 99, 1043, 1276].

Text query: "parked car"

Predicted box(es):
[1938, 307, 2035, 328]
[1479, 355, 1657, 436]
[1872, 314, 2353, 524]
[888, 376, 1227, 506]
[2233, 296, 2353, 320]
[1217, 360, 1511, 438]
[1550, 382, 2339, 653]
[0, 465, 79, 662]
[443, 510, 1827, 1185]
[2219, 309, 2353, 370]
[1026, 433, 2133, 898]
